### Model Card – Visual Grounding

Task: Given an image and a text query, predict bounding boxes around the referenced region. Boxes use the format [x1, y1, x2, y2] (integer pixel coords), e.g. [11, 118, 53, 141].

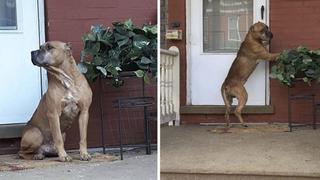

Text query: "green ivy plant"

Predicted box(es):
[270, 46, 320, 87]
[77, 19, 157, 87]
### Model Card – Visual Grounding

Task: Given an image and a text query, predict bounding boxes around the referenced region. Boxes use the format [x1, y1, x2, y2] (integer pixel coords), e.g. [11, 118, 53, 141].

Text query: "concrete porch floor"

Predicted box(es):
[161, 124, 320, 180]
[0, 149, 157, 180]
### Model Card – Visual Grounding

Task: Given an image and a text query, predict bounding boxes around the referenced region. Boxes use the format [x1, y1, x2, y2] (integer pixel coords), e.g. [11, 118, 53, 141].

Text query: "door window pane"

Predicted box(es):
[203, 0, 253, 52]
[0, 0, 17, 30]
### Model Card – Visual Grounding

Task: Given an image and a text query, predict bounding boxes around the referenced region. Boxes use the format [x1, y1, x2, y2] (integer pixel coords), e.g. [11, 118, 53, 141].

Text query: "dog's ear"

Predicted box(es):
[249, 25, 254, 32]
[65, 42, 72, 50]
[64, 42, 72, 56]
[249, 24, 259, 32]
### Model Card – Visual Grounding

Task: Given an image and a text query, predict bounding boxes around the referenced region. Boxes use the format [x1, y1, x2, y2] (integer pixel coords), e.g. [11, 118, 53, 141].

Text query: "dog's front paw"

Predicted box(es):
[59, 154, 72, 162]
[33, 153, 45, 160]
[80, 152, 91, 161]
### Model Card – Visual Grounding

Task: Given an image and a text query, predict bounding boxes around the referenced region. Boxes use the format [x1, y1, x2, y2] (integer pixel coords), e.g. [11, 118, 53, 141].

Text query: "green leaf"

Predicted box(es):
[93, 56, 103, 65]
[77, 63, 88, 74]
[114, 32, 127, 41]
[91, 43, 101, 55]
[106, 66, 119, 76]
[140, 56, 153, 64]
[115, 67, 122, 71]
[143, 25, 157, 34]
[82, 33, 96, 43]
[83, 64, 99, 82]
[108, 49, 120, 60]
[100, 39, 113, 47]
[127, 31, 135, 38]
[117, 37, 130, 47]
[80, 50, 87, 62]
[79, 20, 157, 86]
[127, 48, 141, 60]
[297, 46, 308, 53]
[276, 74, 284, 81]
[91, 25, 105, 34]
[133, 28, 146, 35]
[96, 66, 107, 76]
[134, 70, 145, 78]
[272, 46, 320, 86]
[303, 58, 312, 64]
[143, 73, 150, 84]
[313, 49, 320, 55]
[124, 19, 133, 30]
[133, 34, 150, 49]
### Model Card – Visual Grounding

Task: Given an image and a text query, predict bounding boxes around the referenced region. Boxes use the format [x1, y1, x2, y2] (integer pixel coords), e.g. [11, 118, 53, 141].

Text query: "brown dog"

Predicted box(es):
[19, 41, 92, 162]
[221, 22, 280, 127]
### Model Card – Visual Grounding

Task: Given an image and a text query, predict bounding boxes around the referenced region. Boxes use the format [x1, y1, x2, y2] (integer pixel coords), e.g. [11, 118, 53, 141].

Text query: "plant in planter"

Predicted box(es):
[270, 46, 320, 86]
[77, 19, 157, 87]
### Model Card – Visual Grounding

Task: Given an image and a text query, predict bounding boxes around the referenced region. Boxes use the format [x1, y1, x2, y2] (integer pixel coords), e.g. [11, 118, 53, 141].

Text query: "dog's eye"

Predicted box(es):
[46, 44, 54, 50]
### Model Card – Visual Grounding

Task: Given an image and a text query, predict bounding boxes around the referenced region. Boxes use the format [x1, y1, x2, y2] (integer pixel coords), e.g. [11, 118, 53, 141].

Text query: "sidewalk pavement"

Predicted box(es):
[0, 150, 157, 180]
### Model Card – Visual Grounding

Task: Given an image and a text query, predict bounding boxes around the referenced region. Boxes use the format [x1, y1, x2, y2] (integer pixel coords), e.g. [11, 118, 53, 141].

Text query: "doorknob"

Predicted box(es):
[261, 5, 265, 20]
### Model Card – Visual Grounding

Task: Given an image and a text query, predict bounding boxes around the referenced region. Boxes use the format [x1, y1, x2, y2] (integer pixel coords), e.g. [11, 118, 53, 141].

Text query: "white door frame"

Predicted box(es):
[37, 0, 47, 94]
[186, 0, 270, 105]
[0, 0, 45, 135]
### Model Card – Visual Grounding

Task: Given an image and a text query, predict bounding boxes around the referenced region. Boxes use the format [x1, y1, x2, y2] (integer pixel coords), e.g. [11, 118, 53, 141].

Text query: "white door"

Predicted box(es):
[0, 0, 45, 124]
[188, 0, 269, 105]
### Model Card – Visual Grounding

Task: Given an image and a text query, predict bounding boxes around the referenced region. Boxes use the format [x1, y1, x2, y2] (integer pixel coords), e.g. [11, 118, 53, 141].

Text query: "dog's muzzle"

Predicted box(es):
[266, 31, 273, 39]
[31, 50, 40, 66]
[31, 50, 48, 67]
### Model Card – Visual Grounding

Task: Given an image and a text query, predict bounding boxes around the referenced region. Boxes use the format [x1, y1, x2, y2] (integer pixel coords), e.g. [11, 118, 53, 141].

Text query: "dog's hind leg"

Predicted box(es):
[221, 86, 233, 128]
[19, 126, 44, 160]
[233, 85, 248, 127]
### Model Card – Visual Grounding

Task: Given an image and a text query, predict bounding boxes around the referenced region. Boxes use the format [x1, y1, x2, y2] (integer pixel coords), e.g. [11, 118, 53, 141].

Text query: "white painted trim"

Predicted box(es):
[37, 0, 45, 44]
[186, 0, 192, 105]
[265, 0, 270, 105]
[37, 0, 47, 95]
[254, 0, 270, 105]
[199, 0, 204, 54]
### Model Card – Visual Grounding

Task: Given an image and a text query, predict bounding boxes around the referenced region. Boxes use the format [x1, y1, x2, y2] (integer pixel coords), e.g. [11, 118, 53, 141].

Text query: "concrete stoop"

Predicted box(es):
[161, 126, 320, 180]
[161, 172, 320, 180]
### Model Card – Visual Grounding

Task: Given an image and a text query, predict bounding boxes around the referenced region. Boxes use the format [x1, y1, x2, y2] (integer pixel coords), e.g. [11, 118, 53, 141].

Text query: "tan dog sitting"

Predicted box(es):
[221, 22, 280, 127]
[19, 41, 92, 162]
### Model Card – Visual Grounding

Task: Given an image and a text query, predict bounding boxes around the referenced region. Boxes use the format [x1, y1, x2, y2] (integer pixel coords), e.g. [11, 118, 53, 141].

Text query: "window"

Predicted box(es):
[203, 0, 253, 53]
[0, 0, 17, 30]
[228, 16, 240, 41]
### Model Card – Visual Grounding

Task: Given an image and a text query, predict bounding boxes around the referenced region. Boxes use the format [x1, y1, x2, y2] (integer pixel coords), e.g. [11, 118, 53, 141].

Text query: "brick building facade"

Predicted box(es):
[164, 0, 320, 124]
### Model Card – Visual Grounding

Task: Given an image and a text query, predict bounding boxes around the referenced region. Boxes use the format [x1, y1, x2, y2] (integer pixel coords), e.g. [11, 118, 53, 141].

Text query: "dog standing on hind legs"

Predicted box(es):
[221, 22, 280, 128]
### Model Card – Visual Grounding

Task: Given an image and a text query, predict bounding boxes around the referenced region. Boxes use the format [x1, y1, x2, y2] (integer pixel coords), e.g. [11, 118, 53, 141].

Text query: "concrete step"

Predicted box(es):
[161, 126, 320, 180]
[161, 172, 320, 180]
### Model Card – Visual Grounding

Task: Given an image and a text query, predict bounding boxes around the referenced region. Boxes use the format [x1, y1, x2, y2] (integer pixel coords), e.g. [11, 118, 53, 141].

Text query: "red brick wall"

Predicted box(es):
[45, 0, 157, 61]
[166, 0, 187, 106]
[270, 0, 320, 51]
[167, 0, 320, 124]
[45, 0, 157, 149]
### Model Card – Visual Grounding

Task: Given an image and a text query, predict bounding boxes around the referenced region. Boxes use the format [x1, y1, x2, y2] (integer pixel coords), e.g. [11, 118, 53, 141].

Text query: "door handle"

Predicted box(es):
[261, 5, 265, 20]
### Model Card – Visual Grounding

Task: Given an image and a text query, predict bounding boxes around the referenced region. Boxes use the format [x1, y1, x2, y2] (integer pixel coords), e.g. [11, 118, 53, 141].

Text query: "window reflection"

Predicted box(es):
[203, 0, 253, 52]
[0, 0, 17, 30]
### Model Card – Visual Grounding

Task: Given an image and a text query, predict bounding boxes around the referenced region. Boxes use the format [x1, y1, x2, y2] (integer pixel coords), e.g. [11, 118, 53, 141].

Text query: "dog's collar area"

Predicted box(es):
[47, 66, 74, 89]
